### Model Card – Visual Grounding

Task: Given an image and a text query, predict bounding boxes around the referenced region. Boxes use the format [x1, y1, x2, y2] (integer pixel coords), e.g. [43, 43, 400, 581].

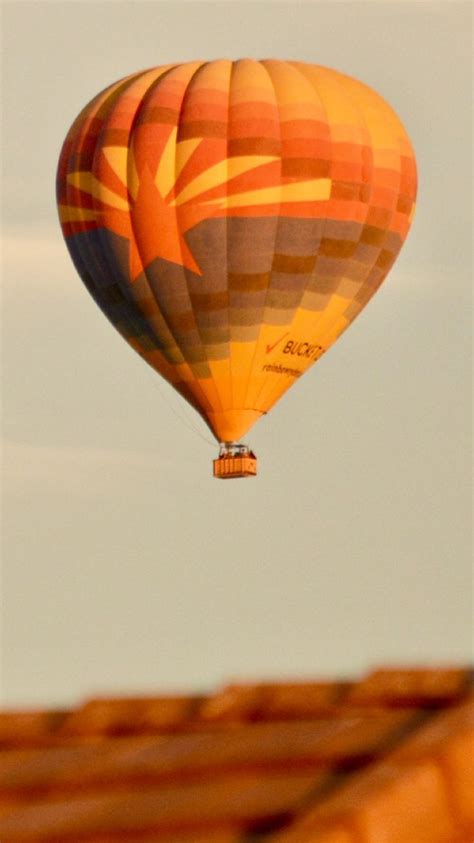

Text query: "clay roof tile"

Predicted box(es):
[0, 665, 472, 843]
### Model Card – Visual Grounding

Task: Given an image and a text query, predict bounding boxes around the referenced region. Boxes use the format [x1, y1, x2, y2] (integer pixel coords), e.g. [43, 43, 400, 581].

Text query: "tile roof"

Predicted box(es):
[0, 666, 472, 842]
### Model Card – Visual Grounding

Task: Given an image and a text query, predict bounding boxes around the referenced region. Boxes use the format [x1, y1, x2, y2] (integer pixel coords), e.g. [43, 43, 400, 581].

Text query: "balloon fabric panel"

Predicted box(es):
[57, 59, 417, 443]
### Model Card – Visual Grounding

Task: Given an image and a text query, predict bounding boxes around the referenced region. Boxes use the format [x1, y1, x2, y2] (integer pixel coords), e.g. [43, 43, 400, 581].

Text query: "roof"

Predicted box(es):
[0, 666, 472, 842]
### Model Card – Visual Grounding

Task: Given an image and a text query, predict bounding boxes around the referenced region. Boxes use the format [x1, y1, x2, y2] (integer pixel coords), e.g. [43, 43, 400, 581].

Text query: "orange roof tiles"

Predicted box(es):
[0, 666, 472, 842]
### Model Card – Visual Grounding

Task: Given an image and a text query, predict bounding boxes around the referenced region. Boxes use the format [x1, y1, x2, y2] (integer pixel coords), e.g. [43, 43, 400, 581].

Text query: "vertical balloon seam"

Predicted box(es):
[91, 70, 178, 378]
[93, 75, 186, 364]
[175, 60, 229, 420]
[63, 79, 150, 360]
[328, 65, 377, 310]
[63, 68, 139, 143]
[238, 58, 284, 418]
[172, 60, 226, 417]
[92, 68, 145, 109]
[309, 79, 386, 356]
[153, 61, 218, 402]
[162, 61, 225, 418]
[210, 58, 235, 420]
[288, 65, 379, 357]
[60, 85, 116, 316]
[253, 61, 337, 414]
[340, 77, 406, 334]
[60, 78, 125, 279]
[221, 56, 237, 422]
[249, 59, 288, 414]
[244, 60, 322, 412]
[121, 73, 199, 398]
[292, 64, 376, 372]
[64, 151, 123, 345]
[123, 67, 199, 380]
[126, 63, 216, 417]
[126, 86, 211, 416]
[100, 67, 195, 385]
[224, 60, 235, 418]
[293, 62, 369, 330]
[125, 65, 223, 421]
[285, 61, 334, 316]
[57, 117, 91, 292]
[250, 61, 334, 415]
[126, 66, 195, 367]
[327, 71, 394, 345]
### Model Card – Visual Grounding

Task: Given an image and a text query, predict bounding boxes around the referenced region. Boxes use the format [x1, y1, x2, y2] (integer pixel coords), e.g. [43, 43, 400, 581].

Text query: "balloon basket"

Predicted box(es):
[213, 443, 257, 479]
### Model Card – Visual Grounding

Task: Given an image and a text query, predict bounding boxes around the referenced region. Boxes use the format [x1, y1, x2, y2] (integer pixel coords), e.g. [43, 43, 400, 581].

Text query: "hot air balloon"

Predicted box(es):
[56, 59, 417, 478]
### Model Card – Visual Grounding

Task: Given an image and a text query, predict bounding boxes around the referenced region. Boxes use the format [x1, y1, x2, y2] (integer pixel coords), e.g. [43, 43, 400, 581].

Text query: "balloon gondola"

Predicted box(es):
[57, 59, 417, 478]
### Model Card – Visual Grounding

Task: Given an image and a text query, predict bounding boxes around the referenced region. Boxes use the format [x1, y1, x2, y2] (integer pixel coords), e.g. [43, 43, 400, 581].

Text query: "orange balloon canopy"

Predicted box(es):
[57, 59, 417, 448]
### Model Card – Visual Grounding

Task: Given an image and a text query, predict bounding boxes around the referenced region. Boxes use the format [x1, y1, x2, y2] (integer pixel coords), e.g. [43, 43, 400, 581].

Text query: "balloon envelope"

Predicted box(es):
[57, 59, 417, 443]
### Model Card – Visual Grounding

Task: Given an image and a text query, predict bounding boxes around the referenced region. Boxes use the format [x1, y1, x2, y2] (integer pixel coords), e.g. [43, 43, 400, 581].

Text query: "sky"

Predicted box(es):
[1, 0, 472, 707]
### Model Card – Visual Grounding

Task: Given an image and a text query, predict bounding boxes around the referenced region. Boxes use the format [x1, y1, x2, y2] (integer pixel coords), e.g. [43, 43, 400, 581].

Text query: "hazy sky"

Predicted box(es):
[2, 0, 472, 707]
